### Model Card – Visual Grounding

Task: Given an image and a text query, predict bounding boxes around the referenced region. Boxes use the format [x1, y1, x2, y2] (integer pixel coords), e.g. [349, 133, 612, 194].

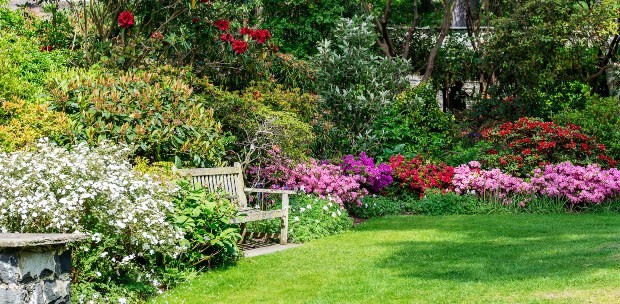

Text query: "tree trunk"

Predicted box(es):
[452, 0, 468, 27]
[423, 0, 454, 81]
[403, 0, 420, 59]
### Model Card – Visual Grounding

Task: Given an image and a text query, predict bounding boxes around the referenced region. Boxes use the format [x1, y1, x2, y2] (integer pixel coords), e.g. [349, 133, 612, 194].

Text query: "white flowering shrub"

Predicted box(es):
[0, 139, 184, 302]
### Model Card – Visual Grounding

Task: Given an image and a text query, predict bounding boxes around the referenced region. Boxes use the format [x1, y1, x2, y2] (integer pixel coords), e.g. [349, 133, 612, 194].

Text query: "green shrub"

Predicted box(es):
[246, 194, 353, 243]
[553, 96, 620, 160]
[374, 83, 457, 160]
[202, 82, 315, 164]
[0, 31, 70, 101]
[348, 195, 402, 219]
[312, 15, 411, 158]
[173, 181, 241, 269]
[261, 0, 359, 58]
[0, 98, 70, 151]
[49, 66, 229, 167]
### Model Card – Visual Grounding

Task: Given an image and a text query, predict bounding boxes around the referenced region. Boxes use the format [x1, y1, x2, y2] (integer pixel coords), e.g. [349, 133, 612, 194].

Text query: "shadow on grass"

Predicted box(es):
[372, 215, 620, 283]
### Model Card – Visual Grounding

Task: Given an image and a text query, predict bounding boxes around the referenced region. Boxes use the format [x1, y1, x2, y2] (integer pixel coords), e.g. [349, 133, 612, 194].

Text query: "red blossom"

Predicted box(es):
[240, 27, 254, 36]
[118, 11, 135, 29]
[231, 39, 248, 54]
[220, 33, 233, 42]
[250, 29, 272, 44]
[214, 20, 230, 31]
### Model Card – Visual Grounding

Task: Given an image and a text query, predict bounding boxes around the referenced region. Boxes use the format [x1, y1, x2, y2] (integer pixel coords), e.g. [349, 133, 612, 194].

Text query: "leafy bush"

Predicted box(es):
[0, 31, 70, 101]
[202, 82, 315, 164]
[348, 195, 402, 219]
[50, 66, 228, 167]
[480, 117, 616, 176]
[554, 96, 620, 160]
[173, 181, 241, 269]
[374, 83, 457, 159]
[389, 154, 454, 197]
[288, 195, 353, 242]
[340, 152, 393, 193]
[0, 98, 70, 151]
[0, 140, 183, 302]
[261, 0, 359, 58]
[312, 15, 411, 158]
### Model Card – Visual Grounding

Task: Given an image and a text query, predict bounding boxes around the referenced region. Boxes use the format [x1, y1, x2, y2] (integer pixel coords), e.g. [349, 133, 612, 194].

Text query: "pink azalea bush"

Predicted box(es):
[247, 149, 367, 208]
[453, 161, 620, 205]
[530, 162, 620, 204]
[340, 152, 393, 193]
[452, 161, 531, 198]
[285, 160, 367, 207]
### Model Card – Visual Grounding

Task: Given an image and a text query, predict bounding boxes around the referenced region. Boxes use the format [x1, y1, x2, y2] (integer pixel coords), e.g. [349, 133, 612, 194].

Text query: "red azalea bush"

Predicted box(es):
[231, 40, 248, 54]
[481, 117, 617, 176]
[117, 11, 135, 29]
[389, 155, 454, 197]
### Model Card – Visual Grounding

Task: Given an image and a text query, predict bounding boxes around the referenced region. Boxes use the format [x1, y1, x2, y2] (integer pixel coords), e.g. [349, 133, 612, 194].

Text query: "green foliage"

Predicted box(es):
[442, 140, 490, 167]
[261, 0, 360, 58]
[313, 16, 411, 158]
[483, 0, 617, 111]
[49, 66, 229, 167]
[287, 195, 353, 243]
[246, 194, 353, 243]
[404, 191, 570, 216]
[0, 31, 70, 101]
[348, 195, 403, 219]
[68, 0, 277, 90]
[269, 53, 317, 93]
[374, 83, 457, 159]
[173, 181, 241, 269]
[554, 96, 620, 160]
[0, 98, 70, 151]
[202, 82, 315, 163]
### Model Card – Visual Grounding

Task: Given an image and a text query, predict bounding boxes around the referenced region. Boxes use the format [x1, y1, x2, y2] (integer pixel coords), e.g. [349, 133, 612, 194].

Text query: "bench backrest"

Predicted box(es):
[177, 162, 248, 209]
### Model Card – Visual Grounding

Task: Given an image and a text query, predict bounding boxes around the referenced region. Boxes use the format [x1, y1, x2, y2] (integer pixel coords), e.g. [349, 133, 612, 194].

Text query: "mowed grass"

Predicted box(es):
[153, 215, 620, 304]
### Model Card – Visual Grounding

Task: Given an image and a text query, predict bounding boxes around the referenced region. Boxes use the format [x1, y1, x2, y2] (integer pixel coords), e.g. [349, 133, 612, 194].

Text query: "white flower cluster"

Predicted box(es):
[0, 139, 184, 257]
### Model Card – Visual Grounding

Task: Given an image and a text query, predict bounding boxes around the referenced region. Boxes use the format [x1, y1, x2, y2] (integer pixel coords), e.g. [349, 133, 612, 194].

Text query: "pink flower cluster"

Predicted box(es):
[285, 160, 368, 207]
[453, 161, 620, 204]
[530, 162, 620, 204]
[452, 161, 531, 198]
[340, 152, 393, 193]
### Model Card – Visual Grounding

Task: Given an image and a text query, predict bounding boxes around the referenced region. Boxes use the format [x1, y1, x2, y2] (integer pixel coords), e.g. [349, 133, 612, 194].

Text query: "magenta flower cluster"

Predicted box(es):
[340, 152, 393, 193]
[453, 161, 620, 204]
[452, 161, 530, 198]
[530, 162, 620, 204]
[284, 160, 368, 207]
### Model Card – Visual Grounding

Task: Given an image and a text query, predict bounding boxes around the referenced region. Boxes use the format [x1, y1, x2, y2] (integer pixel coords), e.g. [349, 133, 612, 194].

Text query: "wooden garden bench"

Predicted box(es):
[176, 163, 295, 245]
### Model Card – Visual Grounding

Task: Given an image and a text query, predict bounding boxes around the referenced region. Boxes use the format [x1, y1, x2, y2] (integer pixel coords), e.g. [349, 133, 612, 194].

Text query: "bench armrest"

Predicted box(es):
[244, 188, 297, 195]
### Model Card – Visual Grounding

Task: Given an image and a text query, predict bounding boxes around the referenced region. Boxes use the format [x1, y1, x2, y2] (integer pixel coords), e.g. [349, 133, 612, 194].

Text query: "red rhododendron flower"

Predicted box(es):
[192, 17, 200, 23]
[250, 29, 272, 44]
[220, 33, 233, 42]
[231, 40, 248, 54]
[240, 27, 254, 36]
[118, 11, 135, 29]
[214, 20, 230, 31]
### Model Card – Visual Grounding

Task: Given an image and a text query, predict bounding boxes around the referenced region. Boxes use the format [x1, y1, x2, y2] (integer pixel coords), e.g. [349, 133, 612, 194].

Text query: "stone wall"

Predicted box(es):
[0, 247, 72, 304]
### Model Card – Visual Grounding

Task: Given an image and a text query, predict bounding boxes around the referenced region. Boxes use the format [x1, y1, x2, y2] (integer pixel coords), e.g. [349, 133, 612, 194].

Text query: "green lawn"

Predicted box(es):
[153, 215, 620, 304]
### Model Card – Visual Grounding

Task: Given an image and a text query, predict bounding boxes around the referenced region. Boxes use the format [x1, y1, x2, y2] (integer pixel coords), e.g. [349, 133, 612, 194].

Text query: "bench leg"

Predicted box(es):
[239, 223, 247, 244]
[280, 194, 289, 245]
